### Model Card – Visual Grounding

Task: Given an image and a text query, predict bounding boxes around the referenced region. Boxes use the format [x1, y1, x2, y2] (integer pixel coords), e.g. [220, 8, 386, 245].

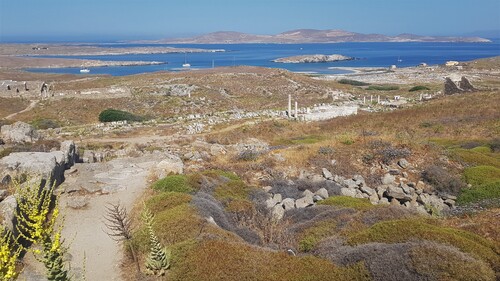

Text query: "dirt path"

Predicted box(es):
[55, 155, 160, 280]
[4, 99, 39, 119]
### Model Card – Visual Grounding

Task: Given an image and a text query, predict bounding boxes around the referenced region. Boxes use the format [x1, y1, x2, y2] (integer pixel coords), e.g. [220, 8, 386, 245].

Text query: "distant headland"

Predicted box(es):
[141, 29, 491, 44]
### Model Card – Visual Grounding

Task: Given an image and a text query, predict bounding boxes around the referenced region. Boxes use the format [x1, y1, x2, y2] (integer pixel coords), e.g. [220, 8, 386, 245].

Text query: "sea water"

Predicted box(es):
[27, 41, 500, 76]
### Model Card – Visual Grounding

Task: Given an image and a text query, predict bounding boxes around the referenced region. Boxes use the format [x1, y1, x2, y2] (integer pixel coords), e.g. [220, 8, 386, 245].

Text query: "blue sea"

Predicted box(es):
[27, 41, 500, 76]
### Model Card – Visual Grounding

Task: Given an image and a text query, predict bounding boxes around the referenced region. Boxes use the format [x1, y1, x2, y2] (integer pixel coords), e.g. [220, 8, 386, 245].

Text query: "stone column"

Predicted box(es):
[295, 101, 298, 118]
[288, 94, 292, 118]
[363, 96, 366, 104]
[377, 95, 380, 103]
[370, 95, 373, 102]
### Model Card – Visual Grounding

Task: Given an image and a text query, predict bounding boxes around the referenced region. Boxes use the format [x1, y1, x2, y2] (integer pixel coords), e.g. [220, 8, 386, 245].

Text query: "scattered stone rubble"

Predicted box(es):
[265, 158, 455, 220]
[0, 121, 40, 143]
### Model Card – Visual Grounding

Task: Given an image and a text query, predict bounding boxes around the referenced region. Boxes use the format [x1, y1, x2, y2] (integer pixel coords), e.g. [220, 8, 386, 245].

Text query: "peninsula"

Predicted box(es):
[148, 29, 491, 44]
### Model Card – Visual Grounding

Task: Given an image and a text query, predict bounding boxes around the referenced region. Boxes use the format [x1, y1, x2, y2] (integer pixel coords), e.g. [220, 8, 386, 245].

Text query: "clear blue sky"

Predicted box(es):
[1, 0, 499, 42]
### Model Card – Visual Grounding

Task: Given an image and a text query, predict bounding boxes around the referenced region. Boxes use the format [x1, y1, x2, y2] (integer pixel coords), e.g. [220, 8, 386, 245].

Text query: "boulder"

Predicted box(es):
[210, 144, 226, 156]
[271, 204, 285, 221]
[397, 158, 410, 169]
[381, 173, 396, 185]
[273, 193, 282, 203]
[343, 179, 359, 189]
[82, 150, 96, 163]
[154, 154, 184, 178]
[360, 185, 375, 196]
[60, 140, 78, 168]
[295, 195, 314, 208]
[378, 198, 390, 205]
[315, 187, 329, 199]
[385, 186, 412, 202]
[265, 195, 278, 208]
[340, 188, 357, 197]
[369, 192, 379, 204]
[0, 152, 65, 187]
[353, 174, 365, 186]
[417, 193, 449, 213]
[302, 189, 314, 198]
[0, 121, 39, 143]
[281, 198, 295, 210]
[322, 168, 333, 180]
[0, 195, 17, 230]
[313, 195, 324, 202]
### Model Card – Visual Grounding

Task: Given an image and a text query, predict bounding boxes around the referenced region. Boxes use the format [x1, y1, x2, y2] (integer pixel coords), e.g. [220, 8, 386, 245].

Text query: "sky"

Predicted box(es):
[1, 0, 499, 42]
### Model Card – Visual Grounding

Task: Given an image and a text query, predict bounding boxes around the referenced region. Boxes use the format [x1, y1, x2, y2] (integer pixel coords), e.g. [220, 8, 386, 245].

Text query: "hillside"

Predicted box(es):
[0, 57, 499, 281]
[152, 29, 491, 43]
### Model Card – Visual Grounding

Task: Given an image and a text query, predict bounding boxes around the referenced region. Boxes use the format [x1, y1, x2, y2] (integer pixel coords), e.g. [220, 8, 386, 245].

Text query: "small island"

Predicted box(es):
[273, 54, 354, 63]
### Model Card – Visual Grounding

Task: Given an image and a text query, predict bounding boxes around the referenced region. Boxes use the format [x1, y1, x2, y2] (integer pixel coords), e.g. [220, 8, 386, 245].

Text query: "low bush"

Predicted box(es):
[145, 192, 192, 214]
[98, 108, 144, 122]
[214, 180, 252, 201]
[367, 85, 399, 91]
[408, 85, 430, 92]
[236, 149, 260, 161]
[421, 165, 465, 195]
[167, 239, 371, 281]
[463, 166, 500, 186]
[202, 169, 240, 181]
[152, 175, 194, 193]
[338, 79, 370, 86]
[457, 181, 500, 205]
[451, 148, 500, 168]
[317, 146, 334, 156]
[346, 219, 500, 271]
[378, 147, 411, 164]
[30, 118, 61, 129]
[317, 196, 376, 211]
[489, 138, 500, 152]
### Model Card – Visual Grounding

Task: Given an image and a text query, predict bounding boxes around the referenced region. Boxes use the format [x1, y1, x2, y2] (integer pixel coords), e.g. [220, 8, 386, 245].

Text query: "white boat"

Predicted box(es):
[182, 53, 190, 68]
[80, 68, 90, 73]
[397, 56, 403, 62]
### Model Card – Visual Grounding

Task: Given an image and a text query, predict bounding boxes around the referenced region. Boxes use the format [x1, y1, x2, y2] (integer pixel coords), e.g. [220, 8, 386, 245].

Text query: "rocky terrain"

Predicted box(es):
[0, 56, 498, 280]
[151, 29, 491, 44]
[273, 54, 354, 63]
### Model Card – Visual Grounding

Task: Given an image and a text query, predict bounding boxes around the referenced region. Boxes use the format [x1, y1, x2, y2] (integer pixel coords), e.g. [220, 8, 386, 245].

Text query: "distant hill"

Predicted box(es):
[148, 29, 491, 44]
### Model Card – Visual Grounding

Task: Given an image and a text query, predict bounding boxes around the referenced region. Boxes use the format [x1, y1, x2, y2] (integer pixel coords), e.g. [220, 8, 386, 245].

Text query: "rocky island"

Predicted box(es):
[273, 54, 354, 63]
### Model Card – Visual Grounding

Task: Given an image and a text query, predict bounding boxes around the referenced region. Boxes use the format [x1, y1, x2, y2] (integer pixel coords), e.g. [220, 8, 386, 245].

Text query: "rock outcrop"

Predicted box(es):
[0, 121, 39, 143]
[153, 154, 184, 178]
[273, 54, 353, 63]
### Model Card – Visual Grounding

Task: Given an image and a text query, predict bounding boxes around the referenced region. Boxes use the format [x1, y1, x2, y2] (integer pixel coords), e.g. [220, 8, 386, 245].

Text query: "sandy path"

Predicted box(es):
[57, 155, 159, 281]
[4, 99, 39, 119]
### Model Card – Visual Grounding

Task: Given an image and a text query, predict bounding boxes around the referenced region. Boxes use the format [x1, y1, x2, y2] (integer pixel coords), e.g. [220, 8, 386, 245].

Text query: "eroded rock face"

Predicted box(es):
[0, 121, 39, 143]
[0, 151, 66, 187]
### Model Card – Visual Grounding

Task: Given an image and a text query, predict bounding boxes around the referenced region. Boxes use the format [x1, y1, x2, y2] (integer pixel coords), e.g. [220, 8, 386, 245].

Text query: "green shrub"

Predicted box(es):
[202, 169, 240, 181]
[146, 192, 192, 213]
[367, 85, 399, 91]
[31, 118, 61, 129]
[457, 181, 500, 205]
[214, 180, 252, 201]
[167, 239, 371, 281]
[346, 219, 500, 270]
[98, 108, 144, 122]
[463, 166, 500, 186]
[317, 196, 376, 211]
[471, 146, 492, 153]
[152, 175, 193, 193]
[338, 79, 370, 86]
[451, 149, 500, 168]
[408, 85, 430, 92]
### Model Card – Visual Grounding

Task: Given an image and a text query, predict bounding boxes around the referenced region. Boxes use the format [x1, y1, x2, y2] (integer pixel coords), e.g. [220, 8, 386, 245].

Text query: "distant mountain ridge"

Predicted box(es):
[149, 29, 491, 43]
